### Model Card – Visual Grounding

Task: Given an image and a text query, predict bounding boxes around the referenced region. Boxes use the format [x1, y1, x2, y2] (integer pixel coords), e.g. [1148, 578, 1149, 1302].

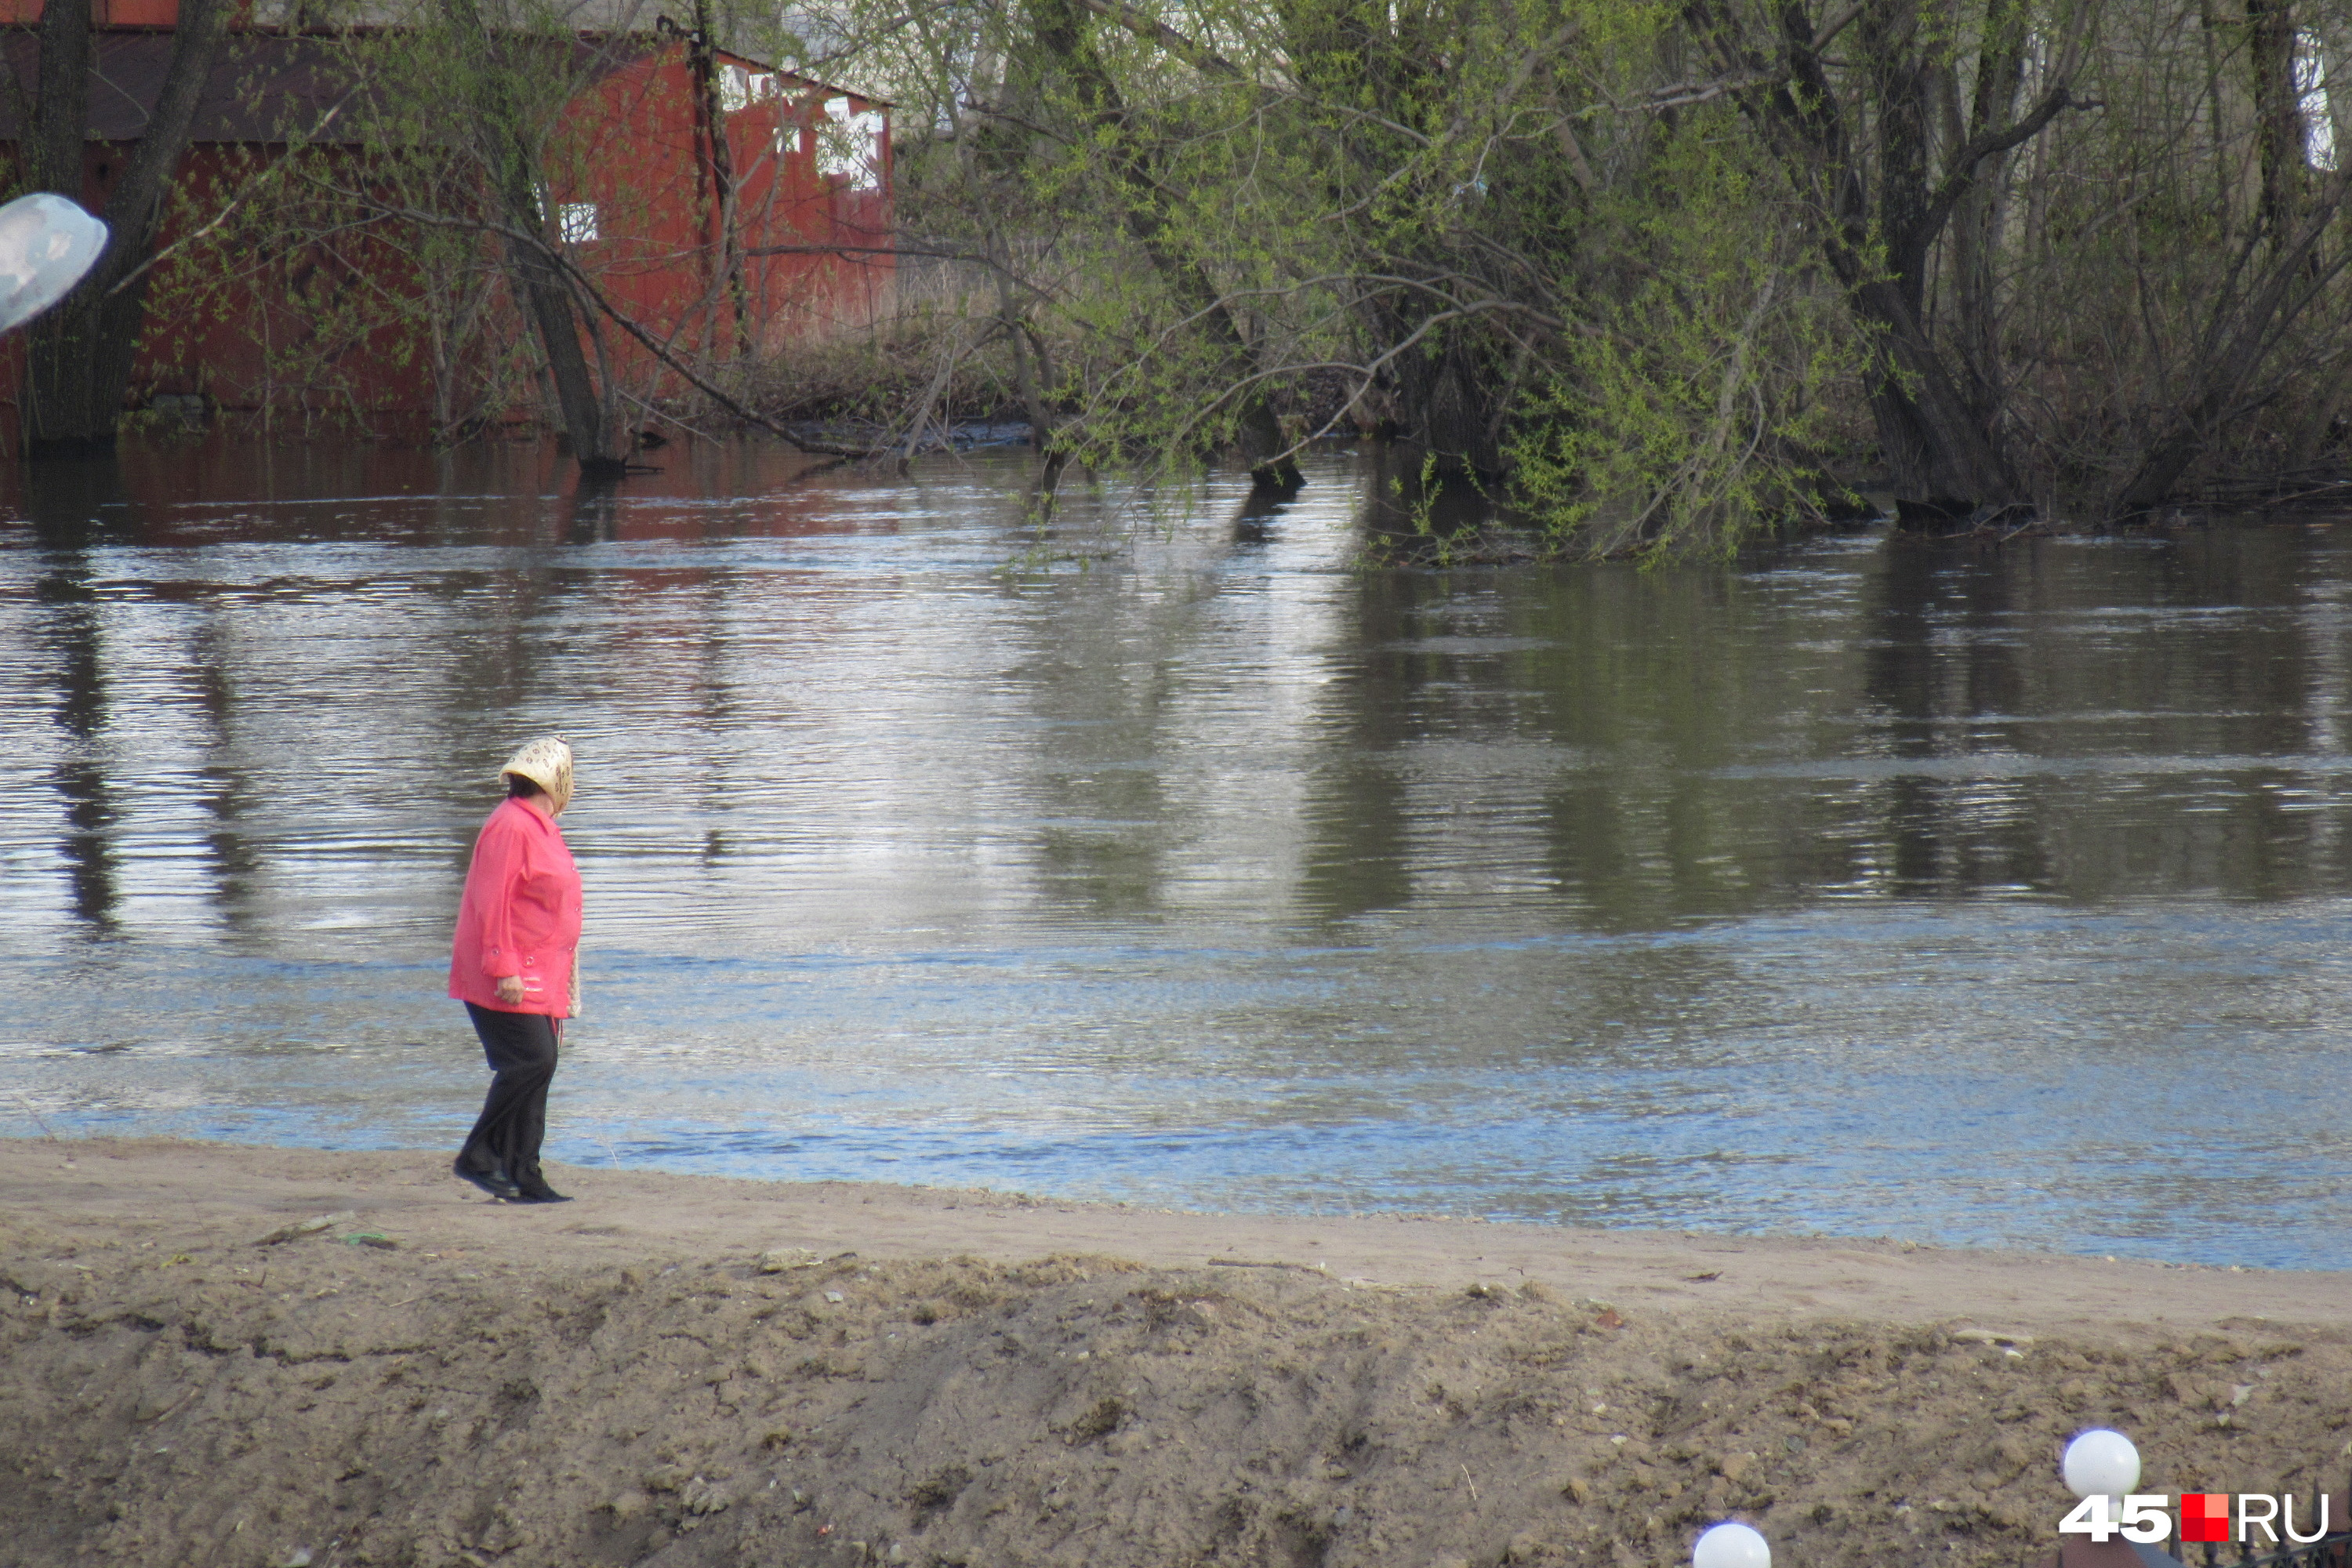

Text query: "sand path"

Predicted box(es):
[5, 1136, 2340, 1340]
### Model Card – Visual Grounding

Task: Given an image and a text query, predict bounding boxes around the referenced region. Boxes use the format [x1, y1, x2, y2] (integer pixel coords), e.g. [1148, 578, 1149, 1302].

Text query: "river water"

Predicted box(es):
[4, 439, 2350, 1269]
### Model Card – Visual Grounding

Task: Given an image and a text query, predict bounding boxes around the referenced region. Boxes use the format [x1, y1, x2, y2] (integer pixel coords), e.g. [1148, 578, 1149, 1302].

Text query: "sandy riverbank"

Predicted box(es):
[5, 1138, 2349, 1568]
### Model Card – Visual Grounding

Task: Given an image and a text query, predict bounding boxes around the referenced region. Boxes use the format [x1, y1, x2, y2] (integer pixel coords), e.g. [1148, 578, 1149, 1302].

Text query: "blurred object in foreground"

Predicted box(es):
[0, 194, 107, 334]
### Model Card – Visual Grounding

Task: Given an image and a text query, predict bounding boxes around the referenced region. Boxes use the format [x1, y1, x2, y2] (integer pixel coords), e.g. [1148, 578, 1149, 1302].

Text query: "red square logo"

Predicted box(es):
[2182, 1494, 2231, 1543]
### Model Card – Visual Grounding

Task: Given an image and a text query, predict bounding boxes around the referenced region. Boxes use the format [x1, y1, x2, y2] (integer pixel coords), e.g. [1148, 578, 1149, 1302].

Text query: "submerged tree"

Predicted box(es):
[786, 0, 2352, 545]
[802, 0, 1860, 551]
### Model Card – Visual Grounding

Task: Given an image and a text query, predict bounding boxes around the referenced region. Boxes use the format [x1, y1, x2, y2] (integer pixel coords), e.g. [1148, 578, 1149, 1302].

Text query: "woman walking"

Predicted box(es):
[448, 737, 581, 1204]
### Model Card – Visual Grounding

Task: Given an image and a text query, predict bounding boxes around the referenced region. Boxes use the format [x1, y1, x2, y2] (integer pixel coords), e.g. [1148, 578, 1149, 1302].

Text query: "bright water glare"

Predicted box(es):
[4, 440, 2350, 1269]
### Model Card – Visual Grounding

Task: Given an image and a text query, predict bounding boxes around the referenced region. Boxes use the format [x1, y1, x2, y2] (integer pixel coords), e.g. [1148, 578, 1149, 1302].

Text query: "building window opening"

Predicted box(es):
[817, 97, 884, 190]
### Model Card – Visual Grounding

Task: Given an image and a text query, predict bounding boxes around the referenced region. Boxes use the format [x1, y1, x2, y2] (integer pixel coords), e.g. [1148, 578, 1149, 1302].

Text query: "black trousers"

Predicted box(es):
[459, 1002, 559, 1178]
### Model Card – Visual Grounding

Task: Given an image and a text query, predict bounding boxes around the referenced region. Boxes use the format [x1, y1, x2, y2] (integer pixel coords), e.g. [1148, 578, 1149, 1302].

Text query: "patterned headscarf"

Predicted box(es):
[498, 736, 574, 814]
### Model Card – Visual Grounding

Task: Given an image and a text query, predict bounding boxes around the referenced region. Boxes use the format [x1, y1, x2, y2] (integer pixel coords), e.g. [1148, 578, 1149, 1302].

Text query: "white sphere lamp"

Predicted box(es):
[0, 194, 108, 334]
[2061, 1428, 2141, 1501]
[1693, 1521, 1771, 1568]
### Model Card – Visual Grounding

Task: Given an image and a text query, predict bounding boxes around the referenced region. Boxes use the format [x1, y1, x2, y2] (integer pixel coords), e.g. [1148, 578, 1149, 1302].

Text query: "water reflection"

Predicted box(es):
[3, 441, 2351, 1268]
[1867, 543, 2020, 893]
[24, 459, 129, 935]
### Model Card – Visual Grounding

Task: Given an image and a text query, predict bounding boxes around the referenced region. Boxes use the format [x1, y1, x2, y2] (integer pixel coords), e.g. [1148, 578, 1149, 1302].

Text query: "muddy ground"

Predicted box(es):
[5, 1139, 2350, 1568]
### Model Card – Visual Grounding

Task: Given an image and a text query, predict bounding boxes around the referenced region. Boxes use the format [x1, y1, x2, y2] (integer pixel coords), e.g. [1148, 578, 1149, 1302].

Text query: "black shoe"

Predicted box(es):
[452, 1153, 521, 1201]
[512, 1164, 572, 1203]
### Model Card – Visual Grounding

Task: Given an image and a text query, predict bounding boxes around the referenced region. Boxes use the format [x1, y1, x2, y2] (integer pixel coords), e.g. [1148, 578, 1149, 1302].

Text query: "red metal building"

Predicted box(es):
[0, 1, 892, 439]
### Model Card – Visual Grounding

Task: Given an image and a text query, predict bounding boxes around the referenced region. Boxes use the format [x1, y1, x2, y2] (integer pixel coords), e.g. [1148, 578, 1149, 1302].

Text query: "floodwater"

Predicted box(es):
[5, 439, 2350, 1269]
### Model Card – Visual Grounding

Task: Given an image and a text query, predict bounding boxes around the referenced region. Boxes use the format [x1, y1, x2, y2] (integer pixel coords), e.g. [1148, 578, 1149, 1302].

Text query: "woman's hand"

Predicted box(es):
[495, 975, 526, 1007]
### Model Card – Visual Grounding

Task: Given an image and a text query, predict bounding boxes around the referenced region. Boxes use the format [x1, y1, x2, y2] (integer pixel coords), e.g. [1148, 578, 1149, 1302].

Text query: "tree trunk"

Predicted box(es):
[688, 0, 752, 358]
[2113, 165, 2352, 510]
[440, 0, 626, 477]
[31, 0, 93, 205]
[996, 270, 1054, 448]
[1949, 0, 2027, 425]
[1698, 0, 2073, 513]
[1356, 296, 1512, 481]
[23, 0, 232, 454]
[1849, 279, 2026, 503]
[2246, 0, 2303, 245]
[2201, 0, 2235, 230]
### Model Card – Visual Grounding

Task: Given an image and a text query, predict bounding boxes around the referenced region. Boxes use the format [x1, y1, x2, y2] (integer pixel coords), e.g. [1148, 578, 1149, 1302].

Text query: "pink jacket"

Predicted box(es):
[448, 797, 581, 1018]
